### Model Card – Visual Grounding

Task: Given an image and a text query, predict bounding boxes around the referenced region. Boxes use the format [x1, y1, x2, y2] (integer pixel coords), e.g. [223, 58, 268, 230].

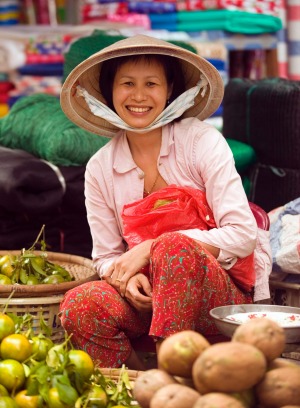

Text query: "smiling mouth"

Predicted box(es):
[127, 106, 151, 113]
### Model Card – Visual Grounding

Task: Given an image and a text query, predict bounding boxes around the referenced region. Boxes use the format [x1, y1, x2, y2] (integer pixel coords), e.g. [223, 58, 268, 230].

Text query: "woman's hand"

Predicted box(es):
[102, 239, 154, 295]
[125, 273, 152, 312]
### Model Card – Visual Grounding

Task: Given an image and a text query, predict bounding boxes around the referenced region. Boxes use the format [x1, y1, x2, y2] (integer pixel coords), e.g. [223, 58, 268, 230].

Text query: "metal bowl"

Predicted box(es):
[209, 304, 300, 343]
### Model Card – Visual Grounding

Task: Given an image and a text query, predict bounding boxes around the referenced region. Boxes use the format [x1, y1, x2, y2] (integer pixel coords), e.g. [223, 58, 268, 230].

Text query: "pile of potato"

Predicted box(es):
[133, 317, 300, 408]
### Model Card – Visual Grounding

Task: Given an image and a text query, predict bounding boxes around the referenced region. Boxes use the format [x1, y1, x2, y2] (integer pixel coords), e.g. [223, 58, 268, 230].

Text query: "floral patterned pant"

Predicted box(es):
[59, 233, 253, 367]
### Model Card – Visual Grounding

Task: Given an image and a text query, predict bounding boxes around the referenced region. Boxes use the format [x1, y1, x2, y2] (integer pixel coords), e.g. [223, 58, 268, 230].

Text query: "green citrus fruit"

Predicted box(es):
[14, 390, 42, 408]
[0, 275, 12, 285]
[26, 276, 39, 285]
[0, 255, 11, 269]
[0, 397, 18, 408]
[43, 275, 65, 284]
[48, 386, 78, 408]
[0, 334, 32, 362]
[31, 336, 53, 361]
[0, 359, 25, 391]
[68, 349, 94, 380]
[0, 313, 15, 341]
[32, 256, 45, 268]
[1, 262, 14, 279]
[0, 385, 8, 397]
[85, 386, 107, 408]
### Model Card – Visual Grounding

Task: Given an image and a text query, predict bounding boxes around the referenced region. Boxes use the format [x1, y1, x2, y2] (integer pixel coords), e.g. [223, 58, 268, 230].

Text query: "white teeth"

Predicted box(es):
[128, 107, 149, 113]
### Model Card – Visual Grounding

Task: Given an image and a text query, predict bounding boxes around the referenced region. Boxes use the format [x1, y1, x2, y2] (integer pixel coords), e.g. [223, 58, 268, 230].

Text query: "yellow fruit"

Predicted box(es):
[0, 334, 32, 362]
[85, 386, 107, 408]
[14, 390, 41, 408]
[68, 349, 94, 380]
[1, 263, 14, 279]
[0, 255, 10, 268]
[0, 359, 25, 392]
[0, 275, 11, 285]
[0, 314, 15, 341]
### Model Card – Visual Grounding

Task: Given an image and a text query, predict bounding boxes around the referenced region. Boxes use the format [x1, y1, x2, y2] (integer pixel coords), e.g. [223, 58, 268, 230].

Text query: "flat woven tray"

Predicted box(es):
[0, 250, 99, 297]
[98, 367, 142, 382]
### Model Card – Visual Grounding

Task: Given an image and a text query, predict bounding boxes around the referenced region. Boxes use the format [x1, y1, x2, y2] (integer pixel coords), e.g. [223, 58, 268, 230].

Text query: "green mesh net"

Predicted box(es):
[0, 93, 109, 166]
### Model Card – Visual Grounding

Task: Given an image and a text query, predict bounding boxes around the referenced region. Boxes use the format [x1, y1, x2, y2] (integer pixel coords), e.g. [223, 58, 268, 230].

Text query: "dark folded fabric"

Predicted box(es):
[59, 165, 93, 258]
[249, 163, 300, 212]
[0, 211, 62, 252]
[0, 150, 92, 258]
[0, 146, 65, 214]
[222, 78, 300, 169]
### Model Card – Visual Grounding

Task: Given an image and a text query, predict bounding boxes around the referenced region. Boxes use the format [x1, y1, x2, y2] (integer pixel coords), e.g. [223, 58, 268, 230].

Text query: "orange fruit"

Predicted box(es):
[0, 334, 32, 362]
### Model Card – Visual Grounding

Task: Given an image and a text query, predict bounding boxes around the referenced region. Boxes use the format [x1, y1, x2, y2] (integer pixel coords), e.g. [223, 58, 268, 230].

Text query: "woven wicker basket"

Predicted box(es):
[0, 295, 65, 342]
[98, 367, 142, 381]
[0, 250, 99, 298]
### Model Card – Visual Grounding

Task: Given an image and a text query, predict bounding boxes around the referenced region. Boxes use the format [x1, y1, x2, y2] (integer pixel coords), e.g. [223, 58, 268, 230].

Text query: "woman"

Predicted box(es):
[60, 35, 271, 369]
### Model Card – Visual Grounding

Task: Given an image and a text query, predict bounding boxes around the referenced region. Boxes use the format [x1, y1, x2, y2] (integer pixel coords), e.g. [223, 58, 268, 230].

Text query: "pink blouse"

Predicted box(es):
[85, 117, 272, 301]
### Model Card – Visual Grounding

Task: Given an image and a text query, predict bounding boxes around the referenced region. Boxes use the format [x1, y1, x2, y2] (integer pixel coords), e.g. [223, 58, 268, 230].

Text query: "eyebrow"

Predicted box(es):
[118, 75, 161, 80]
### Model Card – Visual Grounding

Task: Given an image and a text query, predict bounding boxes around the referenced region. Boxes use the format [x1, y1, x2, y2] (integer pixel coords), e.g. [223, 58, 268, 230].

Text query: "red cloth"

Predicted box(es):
[122, 185, 255, 292]
[59, 233, 252, 367]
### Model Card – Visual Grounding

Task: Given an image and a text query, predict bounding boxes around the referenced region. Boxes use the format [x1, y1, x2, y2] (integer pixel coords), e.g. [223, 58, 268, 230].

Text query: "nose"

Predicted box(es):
[131, 85, 147, 102]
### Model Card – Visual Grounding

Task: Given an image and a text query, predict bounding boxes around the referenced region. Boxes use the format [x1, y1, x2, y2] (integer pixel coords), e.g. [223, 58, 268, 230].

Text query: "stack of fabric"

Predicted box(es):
[222, 77, 300, 212]
[7, 32, 70, 106]
[0, 0, 21, 25]
[124, 0, 282, 34]
[79, 0, 150, 28]
[149, 9, 282, 34]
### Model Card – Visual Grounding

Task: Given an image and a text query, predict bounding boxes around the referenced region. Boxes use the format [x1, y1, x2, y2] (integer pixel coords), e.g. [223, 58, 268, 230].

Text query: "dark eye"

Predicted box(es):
[147, 82, 156, 87]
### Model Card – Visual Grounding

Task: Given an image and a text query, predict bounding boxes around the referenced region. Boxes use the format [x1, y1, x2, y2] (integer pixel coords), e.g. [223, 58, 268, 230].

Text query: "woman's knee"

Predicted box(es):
[59, 281, 114, 330]
[152, 232, 191, 254]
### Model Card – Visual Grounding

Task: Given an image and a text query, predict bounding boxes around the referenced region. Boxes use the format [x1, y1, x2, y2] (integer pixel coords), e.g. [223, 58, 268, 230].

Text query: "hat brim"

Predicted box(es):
[60, 35, 224, 138]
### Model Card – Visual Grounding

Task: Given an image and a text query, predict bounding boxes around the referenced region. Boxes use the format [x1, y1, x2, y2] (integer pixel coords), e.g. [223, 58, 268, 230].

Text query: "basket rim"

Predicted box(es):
[0, 295, 64, 304]
[97, 367, 142, 381]
[0, 250, 99, 297]
[0, 250, 94, 266]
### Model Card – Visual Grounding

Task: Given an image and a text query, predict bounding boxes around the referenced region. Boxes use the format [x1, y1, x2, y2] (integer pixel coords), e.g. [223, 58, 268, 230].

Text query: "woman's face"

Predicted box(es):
[112, 58, 172, 129]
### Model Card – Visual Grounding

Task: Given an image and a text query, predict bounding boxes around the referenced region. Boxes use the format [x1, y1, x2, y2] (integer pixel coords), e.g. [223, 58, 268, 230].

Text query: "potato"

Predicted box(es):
[232, 317, 286, 362]
[280, 406, 300, 408]
[157, 330, 210, 378]
[149, 383, 200, 408]
[255, 366, 300, 408]
[192, 341, 267, 393]
[174, 376, 195, 389]
[193, 392, 247, 408]
[230, 389, 256, 408]
[268, 358, 299, 371]
[133, 368, 176, 408]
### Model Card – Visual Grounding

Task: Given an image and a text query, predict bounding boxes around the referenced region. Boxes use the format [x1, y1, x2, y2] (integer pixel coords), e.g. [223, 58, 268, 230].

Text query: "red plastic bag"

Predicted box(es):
[121, 185, 255, 292]
[122, 184, 216, 248]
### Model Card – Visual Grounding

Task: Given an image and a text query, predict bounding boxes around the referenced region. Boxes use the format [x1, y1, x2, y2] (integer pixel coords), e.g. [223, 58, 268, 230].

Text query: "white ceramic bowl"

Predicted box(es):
[209, 304, 300, 343]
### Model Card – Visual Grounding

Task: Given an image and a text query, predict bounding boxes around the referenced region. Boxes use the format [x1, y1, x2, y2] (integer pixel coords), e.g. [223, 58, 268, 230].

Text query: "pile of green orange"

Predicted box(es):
[0, 252, 74, 286]
[0, 250, 74, 285]
[0, 225, 74, 286]
[0, 311, 136, 407]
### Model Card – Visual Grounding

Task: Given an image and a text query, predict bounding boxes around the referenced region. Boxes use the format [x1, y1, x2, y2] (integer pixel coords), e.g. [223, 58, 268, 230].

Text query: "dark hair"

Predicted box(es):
[99, 54, 185, 111]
